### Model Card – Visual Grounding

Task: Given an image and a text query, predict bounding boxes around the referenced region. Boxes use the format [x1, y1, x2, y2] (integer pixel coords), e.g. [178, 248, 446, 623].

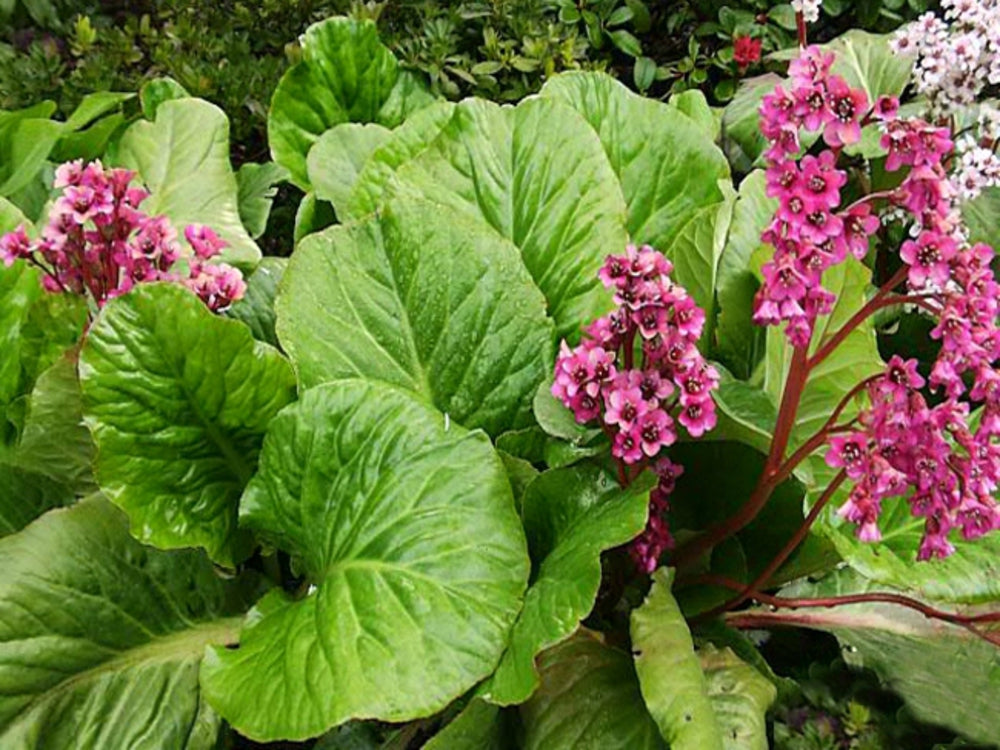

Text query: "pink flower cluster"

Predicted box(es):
[753, 46, 883, 347]
[0, 160, 245, 313]
[629, 458, 683, 574]
[828, 349, 1000, 560]
[552, 244, 719, 461]
[754, 46, 1000, 558]
[551, 245, 718, 573]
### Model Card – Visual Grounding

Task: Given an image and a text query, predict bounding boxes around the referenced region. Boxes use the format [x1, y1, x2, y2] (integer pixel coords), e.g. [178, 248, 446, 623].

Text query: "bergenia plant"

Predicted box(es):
[3, 13, 1000, 750]
[0, 159, 245, 314]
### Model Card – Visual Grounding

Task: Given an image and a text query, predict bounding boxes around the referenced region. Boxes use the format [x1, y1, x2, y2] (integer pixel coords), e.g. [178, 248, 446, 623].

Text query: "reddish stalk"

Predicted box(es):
[691, 470, 847, 622]
[795, 11, 807, 47]
[808, 266, 908, 370]
[671, 345, 811, 568]
[721, 584, 1000, 647]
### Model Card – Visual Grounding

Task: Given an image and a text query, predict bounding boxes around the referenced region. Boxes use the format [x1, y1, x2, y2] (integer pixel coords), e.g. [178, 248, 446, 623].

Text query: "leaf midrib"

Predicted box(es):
[7, 616, 243, 728]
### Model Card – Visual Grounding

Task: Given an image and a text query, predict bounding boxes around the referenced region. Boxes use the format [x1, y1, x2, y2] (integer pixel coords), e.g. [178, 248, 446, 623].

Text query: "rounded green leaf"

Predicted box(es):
[424, 699, 511, 750]
[390, 96, 629, 339]
[481, 465, 653, 705]
[277, 196, 554, 438]
[117, 98, 261, 267]
[520, 632, 666, 750]
[268, 17, 434, 189]
[308, 123, 392, 216]
[540, 72, 732, 320]
[0, 260, 87, 444]
[0, 496, 262, 749]
[827, 30, 913, 102]
[631, 568, 724, 750]
[80, 283, 297, 566]
[345, 100, 456, 219]
[200, 381, 529, 741]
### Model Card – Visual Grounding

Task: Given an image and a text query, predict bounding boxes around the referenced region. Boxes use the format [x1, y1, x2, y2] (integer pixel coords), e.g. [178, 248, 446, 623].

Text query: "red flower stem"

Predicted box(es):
[842, 189, 896, 214]
[808, 266, 908, 371]
[623, 326, 637, 371]
[795, 11, 807, 47]
[673, 312, 886, 570]
[693, 574, 1000, 625]
[690, 470, 847, 622]
[599, 420, 629, 488]
[718, 583, 1000, 646]
[671, 345, 811, 568]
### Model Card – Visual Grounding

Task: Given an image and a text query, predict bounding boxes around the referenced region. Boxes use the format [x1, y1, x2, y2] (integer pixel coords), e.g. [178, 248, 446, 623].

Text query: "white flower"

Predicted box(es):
[791, 0, 822, 24]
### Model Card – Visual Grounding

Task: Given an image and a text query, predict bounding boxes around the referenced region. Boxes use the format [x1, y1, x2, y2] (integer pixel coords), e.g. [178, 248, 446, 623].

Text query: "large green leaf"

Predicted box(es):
[519, 632, 666, 750]
[277, 196, 554, 438]
[963, 186, 1000, 249]
[824, 497, 1000, 603]
[308, 122, 391, 217]
[117, 98, 261, 267]
[750, 570, 1000, 745]
[268, 17, 434, 189]
[391, 96, 628, 339]
[480, 465, 653, 705]
[720, 75, 780, 172]
[345, 101, 456, 219]
[0, 496, 262, 749]
[13, 351, 94, 492]
[698, 645, 775, 750]
[79, 283, 297, 566]
[200, 381, 529, 741]
[540, 72, 732, 319]
[827, 30, 913, 102]
[631, 569, 724, 749]
[0, 462, 72, 538]
[715, 171, 774, 378]
[0, 108, 63, 199]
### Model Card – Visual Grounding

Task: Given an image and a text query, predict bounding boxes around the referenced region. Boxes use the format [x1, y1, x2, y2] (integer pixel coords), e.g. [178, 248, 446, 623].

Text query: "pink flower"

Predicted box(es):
[842, 204, 879, 259]
[637, 410, 674, 457]
[874, 95, 899, 120]
[612, 426, 645, 464]
[0, 225, 31, 266]
[822, 76, 867, 146]
[185, 224, 228, 259]
[678, 400, 716, 437]
[900, 230, 956, 287]
[826, 433, 870, 479]
[604, 372, 649, 428]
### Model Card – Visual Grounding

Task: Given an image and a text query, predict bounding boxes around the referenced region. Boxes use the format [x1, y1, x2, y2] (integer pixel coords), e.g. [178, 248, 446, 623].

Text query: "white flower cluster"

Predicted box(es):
[791, 0, 822, 23]
[890, 0, 1000, 115]
[951, 106, 1000, 203]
